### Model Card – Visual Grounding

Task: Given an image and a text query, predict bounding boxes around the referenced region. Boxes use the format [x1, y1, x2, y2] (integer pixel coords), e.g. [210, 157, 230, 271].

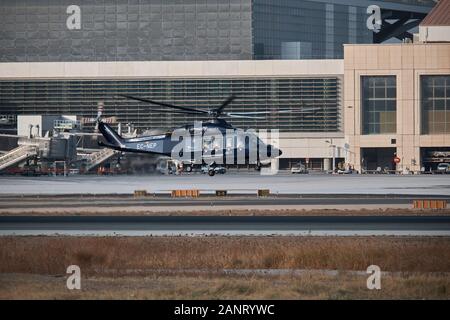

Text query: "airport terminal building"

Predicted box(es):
[1, 0, 447, 172]
[345, 0, 450, 172]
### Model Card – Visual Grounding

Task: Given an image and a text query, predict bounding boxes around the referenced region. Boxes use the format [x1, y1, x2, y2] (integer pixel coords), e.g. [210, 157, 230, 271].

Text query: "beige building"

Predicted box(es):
[344, 41, 450, 172]
[343, 0, 450, 172]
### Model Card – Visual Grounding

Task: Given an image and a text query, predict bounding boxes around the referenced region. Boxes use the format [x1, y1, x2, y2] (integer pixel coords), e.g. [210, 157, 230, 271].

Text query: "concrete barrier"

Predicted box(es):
[413, 199, 447, 209]
[171, 189, 200, 198]
[257, 189, 270, 197]
[134, 190, 148, 198]
[216, 190, 227, 196]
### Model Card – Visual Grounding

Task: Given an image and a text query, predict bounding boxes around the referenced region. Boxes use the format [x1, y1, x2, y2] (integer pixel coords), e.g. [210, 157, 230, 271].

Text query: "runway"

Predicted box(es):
[1, 173, 450, 196]
[1, 216, 450, 236]
[1, 192, 448, 213]
[1, 195, 449, 209]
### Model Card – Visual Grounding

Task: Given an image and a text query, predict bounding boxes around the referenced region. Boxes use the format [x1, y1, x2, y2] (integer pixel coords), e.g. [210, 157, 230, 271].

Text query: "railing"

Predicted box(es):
[84, 148, 118, 171]
[0, 145, 37, 171]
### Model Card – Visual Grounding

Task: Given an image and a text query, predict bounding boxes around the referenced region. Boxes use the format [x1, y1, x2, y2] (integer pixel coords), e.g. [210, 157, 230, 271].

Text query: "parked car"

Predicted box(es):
[201, 165, 226, 176]
[290, 163, 308, 174]
[437, 163, 450, 174]
[337, 168, 354, 174]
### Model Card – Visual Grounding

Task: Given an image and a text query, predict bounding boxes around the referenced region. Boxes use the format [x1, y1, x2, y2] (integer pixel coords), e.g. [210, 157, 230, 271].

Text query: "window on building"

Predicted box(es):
[361, 76, 396, 135]
[421, 75, 450, 134]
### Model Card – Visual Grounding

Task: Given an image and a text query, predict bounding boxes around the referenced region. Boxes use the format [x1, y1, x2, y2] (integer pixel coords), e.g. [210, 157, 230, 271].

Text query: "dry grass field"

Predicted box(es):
[1, 236, 450, 273]
[1, 272, 449, 300]
[0, 236, 449, 299]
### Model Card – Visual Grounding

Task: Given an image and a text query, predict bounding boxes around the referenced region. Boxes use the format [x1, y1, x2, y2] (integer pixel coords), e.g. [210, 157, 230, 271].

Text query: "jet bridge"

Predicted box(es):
[0, 145, 37, 171]
[0, 135, 77, 173]
[83, 148, 119, 172]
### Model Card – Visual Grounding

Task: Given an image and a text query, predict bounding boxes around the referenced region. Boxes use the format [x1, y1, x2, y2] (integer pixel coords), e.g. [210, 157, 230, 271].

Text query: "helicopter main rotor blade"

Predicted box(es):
[215, 95, 236, 115]
[225, 114, 265, 119]
[226, 109, 292, 115]
[150, 109, 265, 118]
[117, 94, 208, 114]
[225, 107, 321, 116]
[150, 109, 208, 115]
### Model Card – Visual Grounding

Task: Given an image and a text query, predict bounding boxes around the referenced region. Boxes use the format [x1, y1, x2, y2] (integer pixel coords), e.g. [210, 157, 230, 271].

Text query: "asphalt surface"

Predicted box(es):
[1, 193, 450, 210]
[0, 196, 449, 209]
[1, 216, 449, 236]
[1, 174, 450, 195]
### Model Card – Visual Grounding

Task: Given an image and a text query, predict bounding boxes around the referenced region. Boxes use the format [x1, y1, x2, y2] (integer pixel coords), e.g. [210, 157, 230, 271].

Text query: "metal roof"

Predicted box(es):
[420, 0, 450, 26]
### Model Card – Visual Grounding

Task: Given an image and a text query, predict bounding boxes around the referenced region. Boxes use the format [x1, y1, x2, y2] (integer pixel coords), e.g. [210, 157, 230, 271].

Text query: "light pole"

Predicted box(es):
[325, 139, 335, 172]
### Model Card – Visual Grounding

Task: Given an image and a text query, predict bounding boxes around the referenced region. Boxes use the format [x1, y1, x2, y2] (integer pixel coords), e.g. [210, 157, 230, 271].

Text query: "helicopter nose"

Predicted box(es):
[273, 147, 282, 156]
[268, 145, 282, 157]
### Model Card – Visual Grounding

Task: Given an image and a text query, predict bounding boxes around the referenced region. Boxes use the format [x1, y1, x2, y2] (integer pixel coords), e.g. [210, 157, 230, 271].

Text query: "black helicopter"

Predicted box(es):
[97, 95, 316, 175]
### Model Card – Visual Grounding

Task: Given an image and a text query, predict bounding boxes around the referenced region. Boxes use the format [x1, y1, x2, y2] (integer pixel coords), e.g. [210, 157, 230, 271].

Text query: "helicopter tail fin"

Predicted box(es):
[95, 101, 124, 148]
[98, 121, 124, 147]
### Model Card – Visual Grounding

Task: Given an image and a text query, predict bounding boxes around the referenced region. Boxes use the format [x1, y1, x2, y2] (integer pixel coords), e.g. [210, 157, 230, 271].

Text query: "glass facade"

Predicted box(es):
[252, 0, 433, 60]
[0, 77, 341, 133]
[380, 0, 435, 5]
[253, 0, 372, 59]
[361, 76, 397, 135]
[0, 0, 253, 62]
[0, 0, 433, 62]
[421, 75, 450, 134]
